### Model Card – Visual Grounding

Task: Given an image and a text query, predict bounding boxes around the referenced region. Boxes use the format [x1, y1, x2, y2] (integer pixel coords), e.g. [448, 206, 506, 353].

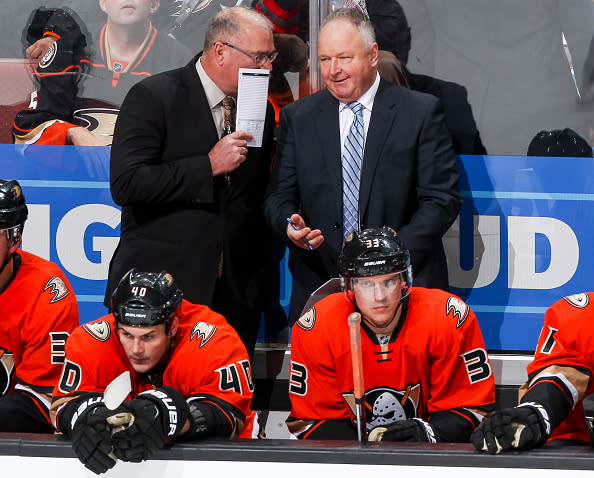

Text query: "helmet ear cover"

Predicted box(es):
[111, 269, 183, 332]
[2, 225, 23, 248]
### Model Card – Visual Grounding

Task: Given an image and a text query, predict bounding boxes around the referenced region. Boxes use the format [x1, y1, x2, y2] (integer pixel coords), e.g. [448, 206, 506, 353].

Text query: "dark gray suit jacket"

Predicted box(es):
[264, 78, 461, 323]
[106, 55, 275, 316]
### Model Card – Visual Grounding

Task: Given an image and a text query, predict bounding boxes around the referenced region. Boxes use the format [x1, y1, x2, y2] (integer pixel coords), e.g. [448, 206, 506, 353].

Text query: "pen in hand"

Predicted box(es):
[286, 217, 314, 250]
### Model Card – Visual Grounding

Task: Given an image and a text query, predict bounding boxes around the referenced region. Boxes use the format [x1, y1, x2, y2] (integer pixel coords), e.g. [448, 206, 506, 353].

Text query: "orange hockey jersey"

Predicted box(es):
[289, 287, 495, 438]
[52, 299, 256, 438]
[0, 250, 78, 402]
[527, 292, 594, 443]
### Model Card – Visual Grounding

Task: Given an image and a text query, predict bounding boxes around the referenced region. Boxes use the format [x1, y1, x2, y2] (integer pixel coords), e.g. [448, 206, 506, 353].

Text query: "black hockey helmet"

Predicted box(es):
[111, 269, 183, 331]
[0, 179, 28, 246]
[340, 226, 412, 297]
[340, 226, 411, 277]
[527, 128, 593, 158]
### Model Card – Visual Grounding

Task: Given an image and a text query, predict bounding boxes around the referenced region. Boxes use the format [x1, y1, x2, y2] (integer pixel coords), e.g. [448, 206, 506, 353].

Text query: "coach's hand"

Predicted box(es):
[369, 418, 438, 443]
[471, 404, 549, 454]
[67, 398, 117, 475]
[286, 213, 324, 250]
[208, 131, 252, 176]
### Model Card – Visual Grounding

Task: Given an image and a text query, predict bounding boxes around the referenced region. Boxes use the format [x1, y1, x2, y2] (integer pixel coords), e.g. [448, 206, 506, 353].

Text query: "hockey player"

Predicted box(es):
[51, 269, 256, 474]
[13, 1, 191, 145]
[472, 292, 594, 453]
[0, 179, 79, 432]
[287, 226, 495, 441]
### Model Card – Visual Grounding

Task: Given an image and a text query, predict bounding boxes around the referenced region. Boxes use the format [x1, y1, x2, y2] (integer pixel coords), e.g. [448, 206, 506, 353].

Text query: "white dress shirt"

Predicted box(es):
[338, 72, 381, 156]
[196, 57, 227, 138]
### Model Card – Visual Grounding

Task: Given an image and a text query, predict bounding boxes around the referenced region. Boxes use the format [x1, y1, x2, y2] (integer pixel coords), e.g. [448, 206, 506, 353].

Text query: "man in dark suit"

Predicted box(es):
[367, 0, 487, 155]
[264, 7, 461, 324]
[105, 6, 276, 356]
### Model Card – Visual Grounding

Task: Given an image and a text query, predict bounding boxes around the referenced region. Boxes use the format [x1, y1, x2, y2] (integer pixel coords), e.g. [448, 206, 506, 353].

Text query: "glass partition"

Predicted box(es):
[1, 1, 593, 354]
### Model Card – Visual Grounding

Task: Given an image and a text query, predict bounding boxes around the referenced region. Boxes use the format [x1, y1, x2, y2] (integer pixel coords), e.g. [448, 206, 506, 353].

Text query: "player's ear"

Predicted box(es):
[169, 316, 179, 337]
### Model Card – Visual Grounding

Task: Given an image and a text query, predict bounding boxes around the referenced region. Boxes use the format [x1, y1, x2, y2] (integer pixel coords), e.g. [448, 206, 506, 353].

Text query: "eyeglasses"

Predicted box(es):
[222, 42, 278, 66]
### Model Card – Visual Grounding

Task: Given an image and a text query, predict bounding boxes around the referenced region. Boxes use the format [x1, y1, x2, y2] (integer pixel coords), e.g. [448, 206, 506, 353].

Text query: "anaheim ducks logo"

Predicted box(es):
[83, 320, 111, 342]
[44, 276, 70, 304]
[73, 108, 119, 146]
[564, 293, 589, 309]
[343, 383, 421, 432]
[446, 296, 469, 328]
[39, 42, 57, 68]
[296, 307, 316, 331]
[190, 321, 217, 347]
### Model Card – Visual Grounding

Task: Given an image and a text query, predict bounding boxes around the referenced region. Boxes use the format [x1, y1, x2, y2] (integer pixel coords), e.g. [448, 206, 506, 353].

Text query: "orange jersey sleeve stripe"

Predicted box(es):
[302, 420, 328, 439]
[450, 409, 478, 428]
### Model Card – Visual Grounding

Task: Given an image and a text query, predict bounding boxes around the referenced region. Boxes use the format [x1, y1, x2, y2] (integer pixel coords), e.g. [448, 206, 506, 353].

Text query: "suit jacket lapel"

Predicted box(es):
[359, 80, 399, 219]
[181, 54, 219, 146]
[316, 91, 343, 216]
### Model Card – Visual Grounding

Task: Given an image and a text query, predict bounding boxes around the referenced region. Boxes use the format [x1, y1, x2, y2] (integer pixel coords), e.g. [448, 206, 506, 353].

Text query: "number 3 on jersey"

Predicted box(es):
[289, 361, 307, 396]
[461, 348, 492, 384]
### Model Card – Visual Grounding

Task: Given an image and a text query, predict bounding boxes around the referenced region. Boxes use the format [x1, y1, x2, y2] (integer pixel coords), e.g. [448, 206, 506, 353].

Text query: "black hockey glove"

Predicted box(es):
[471, 403, 550, 454]
[110, 387, 190, 462]
[369, 418, 438, 443]
[61, 395, 117, 475]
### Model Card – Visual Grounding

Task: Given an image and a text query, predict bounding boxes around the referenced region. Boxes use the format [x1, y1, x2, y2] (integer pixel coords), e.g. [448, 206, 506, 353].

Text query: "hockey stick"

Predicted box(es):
[104, 371, 132, 411]
[103, 371, 134, 460]
[348, 312, 366, 443]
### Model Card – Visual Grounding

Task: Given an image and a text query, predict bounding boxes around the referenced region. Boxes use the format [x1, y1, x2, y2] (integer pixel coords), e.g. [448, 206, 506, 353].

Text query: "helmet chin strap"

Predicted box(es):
[0, 252, 14, 293]
[0, 229, 21, 283]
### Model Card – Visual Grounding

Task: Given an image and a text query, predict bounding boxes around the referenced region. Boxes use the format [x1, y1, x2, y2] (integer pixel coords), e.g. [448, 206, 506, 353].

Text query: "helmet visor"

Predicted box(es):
[347, 266, 412, 301]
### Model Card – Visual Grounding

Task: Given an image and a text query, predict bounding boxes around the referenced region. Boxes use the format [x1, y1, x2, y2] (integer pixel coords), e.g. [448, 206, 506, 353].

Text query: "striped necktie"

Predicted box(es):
[342, 101, 364, 241]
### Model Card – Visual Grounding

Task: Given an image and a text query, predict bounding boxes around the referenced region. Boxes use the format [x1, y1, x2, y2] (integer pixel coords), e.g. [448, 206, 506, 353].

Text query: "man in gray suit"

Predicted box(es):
[264, 7, 461, 324]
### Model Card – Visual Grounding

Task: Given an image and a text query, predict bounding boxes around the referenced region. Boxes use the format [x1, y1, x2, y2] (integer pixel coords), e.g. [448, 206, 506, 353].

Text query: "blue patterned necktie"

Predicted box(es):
[342, 101, 364, 241]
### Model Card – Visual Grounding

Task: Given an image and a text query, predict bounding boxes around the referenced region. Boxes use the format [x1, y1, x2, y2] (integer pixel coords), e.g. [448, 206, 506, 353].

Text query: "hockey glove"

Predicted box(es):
[471, 403, 550, 454]
[110, 387, 190, 462]
[62, 395, 117, 475]
[369, 418, 438, 443]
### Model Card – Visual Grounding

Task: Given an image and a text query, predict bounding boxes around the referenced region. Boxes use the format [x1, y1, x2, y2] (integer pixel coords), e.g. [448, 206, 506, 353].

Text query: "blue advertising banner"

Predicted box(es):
[447, 155, 594, 350]
[0, 144, 115, 324]
[2, 145, 593, 351]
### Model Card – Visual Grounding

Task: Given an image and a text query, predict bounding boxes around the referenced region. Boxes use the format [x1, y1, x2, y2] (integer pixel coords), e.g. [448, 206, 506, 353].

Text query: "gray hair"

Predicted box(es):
[204, 6, 273, 51]
[322, 7, 376, 51]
